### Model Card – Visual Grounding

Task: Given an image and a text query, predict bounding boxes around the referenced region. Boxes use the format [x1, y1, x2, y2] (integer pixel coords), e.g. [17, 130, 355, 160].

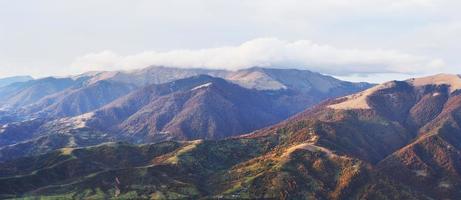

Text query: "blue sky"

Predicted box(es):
[0, 0, 460, 83]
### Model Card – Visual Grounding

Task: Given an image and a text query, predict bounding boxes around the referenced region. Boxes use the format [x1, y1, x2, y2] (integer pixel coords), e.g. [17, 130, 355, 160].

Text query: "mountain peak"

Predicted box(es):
[407, 73, 461, 92]
[328, 82, 394, 110]
[329, 73, 461, 110]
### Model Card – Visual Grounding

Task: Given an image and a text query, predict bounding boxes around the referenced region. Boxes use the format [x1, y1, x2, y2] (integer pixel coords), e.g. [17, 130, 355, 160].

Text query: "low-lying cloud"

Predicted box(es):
[71, 38, 445, 76]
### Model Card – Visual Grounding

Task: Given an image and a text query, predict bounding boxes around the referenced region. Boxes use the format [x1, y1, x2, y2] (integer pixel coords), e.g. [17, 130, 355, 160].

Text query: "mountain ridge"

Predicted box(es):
[1, 73, 460, 199]
[0, 67, 371, 162]
[0, 76, 33, 88]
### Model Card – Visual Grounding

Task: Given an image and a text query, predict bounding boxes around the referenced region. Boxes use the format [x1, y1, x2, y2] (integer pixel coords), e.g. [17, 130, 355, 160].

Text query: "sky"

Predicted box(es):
[0, 0, 460, 83]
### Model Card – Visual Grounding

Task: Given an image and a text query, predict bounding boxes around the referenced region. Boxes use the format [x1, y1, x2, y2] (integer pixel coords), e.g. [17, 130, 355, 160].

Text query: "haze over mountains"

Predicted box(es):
[1, 71, 461, 199]
[0, 76, 33, 88]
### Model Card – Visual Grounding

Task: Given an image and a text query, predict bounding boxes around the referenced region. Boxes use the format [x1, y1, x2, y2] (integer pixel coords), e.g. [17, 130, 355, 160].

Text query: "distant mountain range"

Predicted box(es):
[0, 66, 370, 113]
[0, 66, 371, 162]
[0, 76, 33, 88]
[0, 77, 78, 111]
[21, 80, 137, 118]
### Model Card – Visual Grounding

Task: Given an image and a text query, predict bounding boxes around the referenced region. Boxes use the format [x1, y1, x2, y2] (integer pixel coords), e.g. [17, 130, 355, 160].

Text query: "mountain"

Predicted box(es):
[0, 66, 370, 117]
[253, 73, 461, 199]
[86, 66, 371, 92]
[20, 80, 137, 118]
[0, 68, 370, 162]
[83, 66, 228, 86]
[81, 68, 371, 142]
[0, 76, 33, 88]
[0, 73, 460, 199]
[226, 67, 368, 92]
[0, 77, 81, 110]
[87, 75, 298, 141]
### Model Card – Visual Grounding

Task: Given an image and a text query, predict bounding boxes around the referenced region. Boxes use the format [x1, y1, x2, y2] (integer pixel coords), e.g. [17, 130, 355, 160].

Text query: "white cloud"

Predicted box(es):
[71, 38, 445, 76]
[2, 0, 461, 80]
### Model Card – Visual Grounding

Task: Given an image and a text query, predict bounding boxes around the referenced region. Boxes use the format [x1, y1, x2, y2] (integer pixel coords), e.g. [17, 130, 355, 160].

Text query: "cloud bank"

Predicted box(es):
[71, 38, 445, 76]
